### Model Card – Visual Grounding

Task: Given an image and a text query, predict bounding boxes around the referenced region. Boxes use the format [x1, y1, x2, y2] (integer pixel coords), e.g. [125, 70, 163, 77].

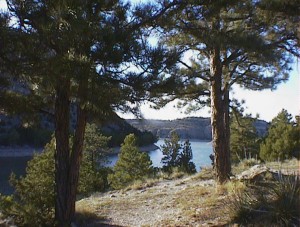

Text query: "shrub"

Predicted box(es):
[0, 124, 111, 226]
[108, 134, 153, 189]
[229, 175, 300, 226]
[0, 140, 55, 226]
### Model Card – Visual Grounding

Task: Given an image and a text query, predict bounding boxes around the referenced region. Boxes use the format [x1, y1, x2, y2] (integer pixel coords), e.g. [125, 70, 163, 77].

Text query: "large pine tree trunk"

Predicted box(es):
[54, 79, 72, 226]
[69, 105, 87, 220]
[54, 79, 88, 226]
[69, 79, 88, 220]
[210, 48, 231, 184]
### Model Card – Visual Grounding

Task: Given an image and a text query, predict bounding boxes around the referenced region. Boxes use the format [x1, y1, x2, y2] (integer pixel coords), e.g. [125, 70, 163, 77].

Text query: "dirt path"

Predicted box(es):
[76, 173, 230, 227]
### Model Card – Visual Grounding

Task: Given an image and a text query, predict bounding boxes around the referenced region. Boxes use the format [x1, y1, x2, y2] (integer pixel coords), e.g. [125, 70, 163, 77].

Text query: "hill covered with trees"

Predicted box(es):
[0, 112, 156, 148]
[127, 117, 268, 140]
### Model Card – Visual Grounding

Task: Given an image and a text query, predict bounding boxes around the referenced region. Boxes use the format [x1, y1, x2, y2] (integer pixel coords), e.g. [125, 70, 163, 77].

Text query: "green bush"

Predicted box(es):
[0, 124, 111, 226]
[108, 134, 153, 189]
[0, 140, 55, 226]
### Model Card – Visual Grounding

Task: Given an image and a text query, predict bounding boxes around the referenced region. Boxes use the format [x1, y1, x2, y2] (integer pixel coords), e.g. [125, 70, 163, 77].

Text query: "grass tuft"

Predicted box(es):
[229, 174, 300, 226]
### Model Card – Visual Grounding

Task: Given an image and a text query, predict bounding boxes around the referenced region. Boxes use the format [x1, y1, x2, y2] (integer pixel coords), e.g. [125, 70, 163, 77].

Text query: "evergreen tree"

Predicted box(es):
[79, 123, 112, 195]
[179, 140, 196, 174]
[161, 131, 182, 171]
[0, 139, 56, 226]
[230, 111, 260, 163]
[108, 134, 153, 189]
[293, 115, 300, 159]
[1, 1, 175, 224]
[260, 109, 299, 161]
[150, 0, 299, 183]
[161, 131, 196, 173]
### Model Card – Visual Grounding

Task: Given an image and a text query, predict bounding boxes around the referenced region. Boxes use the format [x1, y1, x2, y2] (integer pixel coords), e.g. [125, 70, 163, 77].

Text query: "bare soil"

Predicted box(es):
[76, 159, 299, 227]
[76, 170, 231, 227]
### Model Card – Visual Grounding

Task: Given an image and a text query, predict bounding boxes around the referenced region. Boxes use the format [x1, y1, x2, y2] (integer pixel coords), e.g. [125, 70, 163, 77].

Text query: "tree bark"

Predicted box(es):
[223, 87, 231, 175]
[68, 77, 88, 221]
[54, 78, 72, 227]
[69, 104, 87, 220]
[54, 77, 88, 226]
[210, 48, 231, 184]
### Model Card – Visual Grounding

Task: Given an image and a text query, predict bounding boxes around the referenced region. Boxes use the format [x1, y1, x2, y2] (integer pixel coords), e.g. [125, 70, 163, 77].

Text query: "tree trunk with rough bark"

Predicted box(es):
[223, 88, 231, 175]
[210, 48, 231, 184]
[68, 105, 87, 221]
[54, 78, 88, 226]
[54, 79, 72, 226]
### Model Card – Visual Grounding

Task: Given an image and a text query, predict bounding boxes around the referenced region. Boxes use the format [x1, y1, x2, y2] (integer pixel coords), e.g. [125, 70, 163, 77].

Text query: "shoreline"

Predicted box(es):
[0, 147, 43, 157]
[110, 143, 160, 155]
[0, 144, 160, 158]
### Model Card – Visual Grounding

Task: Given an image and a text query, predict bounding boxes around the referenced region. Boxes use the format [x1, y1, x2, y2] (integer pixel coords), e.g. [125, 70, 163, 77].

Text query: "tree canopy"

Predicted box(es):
[0, 0, 178, 225]
[148, 0, 299, 182]
[260, 109, 299, 161]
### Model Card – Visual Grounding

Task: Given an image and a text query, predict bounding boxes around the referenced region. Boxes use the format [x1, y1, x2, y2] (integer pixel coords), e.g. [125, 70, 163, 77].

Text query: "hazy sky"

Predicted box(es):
[1, 0, 298, 122]
[119, 64, 299, 122]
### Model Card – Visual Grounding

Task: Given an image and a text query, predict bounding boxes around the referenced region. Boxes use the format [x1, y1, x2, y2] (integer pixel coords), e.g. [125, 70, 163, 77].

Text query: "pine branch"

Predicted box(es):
[178, 60, 210, 82]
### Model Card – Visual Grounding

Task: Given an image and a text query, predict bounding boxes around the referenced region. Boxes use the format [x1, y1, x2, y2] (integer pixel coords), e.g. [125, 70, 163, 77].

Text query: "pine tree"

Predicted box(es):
[161, 131, 182, 171]
[161, 131, 196, 173]
[150, 0, 299, 183]
[260, 109, 298, 161]
[1, 1, 173, 224]
[230, 111, 260, 163]
[79, 123, 112, 195]
[179, 140, 196, 174]
[108, 134, 153, 189]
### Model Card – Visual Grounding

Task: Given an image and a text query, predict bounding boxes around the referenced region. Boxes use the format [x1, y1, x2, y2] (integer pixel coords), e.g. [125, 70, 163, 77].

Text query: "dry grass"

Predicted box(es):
[192, 167, 214, 180]
[75, 159, 299, 226]
[125, 178, 159, 191]
[232, 158, 300, 176]
[76, 171, 232, 226]
[232, 158, 261, 175]
[266, 158, 299, 174]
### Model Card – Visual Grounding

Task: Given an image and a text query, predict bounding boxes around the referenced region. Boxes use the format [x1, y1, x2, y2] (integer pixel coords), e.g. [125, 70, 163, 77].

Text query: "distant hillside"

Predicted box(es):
[0, 112, 156, 148]
[127, 117, 268, 140]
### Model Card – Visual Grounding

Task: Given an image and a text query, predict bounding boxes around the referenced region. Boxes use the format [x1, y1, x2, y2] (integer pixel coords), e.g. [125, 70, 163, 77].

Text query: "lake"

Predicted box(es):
[108, 139, 213, 171]
[0, 140, 212, 195]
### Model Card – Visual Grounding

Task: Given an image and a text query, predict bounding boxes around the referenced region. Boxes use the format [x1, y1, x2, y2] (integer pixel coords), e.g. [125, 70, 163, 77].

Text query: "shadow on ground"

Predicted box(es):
[75, 211, 123, 227]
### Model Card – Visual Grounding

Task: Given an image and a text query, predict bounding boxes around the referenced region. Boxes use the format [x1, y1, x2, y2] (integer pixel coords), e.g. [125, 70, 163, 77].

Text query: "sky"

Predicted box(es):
[1, 0, 299, 122]
[119, 64, 299, 122]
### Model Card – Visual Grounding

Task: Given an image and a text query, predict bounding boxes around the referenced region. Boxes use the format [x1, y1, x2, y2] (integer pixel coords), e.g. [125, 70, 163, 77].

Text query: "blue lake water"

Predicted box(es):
[108, 139, 213, 171]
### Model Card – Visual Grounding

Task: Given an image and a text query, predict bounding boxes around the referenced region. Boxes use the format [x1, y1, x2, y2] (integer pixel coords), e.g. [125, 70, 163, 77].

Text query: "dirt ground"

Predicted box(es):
[76, 159, 299, 227]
